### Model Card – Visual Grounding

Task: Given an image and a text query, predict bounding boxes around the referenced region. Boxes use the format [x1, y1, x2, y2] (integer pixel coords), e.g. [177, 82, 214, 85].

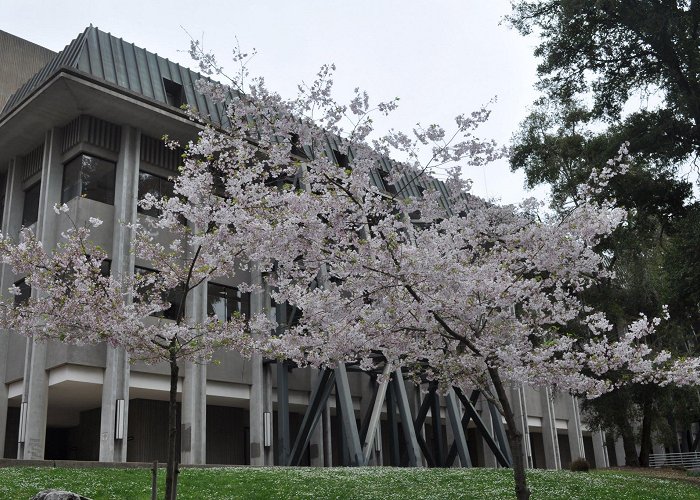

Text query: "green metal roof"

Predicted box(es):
[2, 26, 467, 212]
[1, 26, 229, 126]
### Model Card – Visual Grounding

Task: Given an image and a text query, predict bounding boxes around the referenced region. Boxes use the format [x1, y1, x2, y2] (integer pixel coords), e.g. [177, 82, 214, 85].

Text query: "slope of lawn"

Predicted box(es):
[1, 466, 698, 499]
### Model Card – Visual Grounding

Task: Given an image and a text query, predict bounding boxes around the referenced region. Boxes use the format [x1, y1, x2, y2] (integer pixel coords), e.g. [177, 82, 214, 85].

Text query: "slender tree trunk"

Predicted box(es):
[621, 425, 639, 467]
[489, 368, 530, 500]
[165, 352, 180, 500]
[638, 397, 654, 467]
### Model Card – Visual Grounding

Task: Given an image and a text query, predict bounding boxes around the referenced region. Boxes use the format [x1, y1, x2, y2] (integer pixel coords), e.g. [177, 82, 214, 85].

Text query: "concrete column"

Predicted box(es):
[592, 430, 609, 468]
[540, 387, 561, 469]
[566, 395, 585, 461]
[445, 395, 461, 467]
[20, 128, 63, 459]
[405, 382, 427, 466]
[322, 403, 332, 466]
[0, 156, 25, 457]
[181, 359, 206, 464]
[614, 436, 625, 466]
[180, 264, 207, 464]
[249, 267, 274, 465]
[478, 395, 497, 467]
[511, 384, 532, 468]
[99, 125, 139, 462]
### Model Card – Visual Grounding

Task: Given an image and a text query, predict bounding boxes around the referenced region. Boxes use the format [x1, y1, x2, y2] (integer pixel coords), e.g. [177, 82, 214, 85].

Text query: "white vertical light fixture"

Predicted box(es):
[263, 411, 272, 447]
[18, 401, 28, 443]
[115, 399, 125, 440]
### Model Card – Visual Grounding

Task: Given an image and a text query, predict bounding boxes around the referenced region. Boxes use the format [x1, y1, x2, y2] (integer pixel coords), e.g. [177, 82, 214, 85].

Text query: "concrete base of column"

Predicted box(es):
[181, 361, 206, 464]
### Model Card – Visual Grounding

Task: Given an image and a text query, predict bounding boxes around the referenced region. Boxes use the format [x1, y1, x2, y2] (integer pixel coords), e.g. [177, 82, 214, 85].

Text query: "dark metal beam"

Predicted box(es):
[287, 368, 335, 466]
[386, 381, 400, 466]
[454, 388, 511, 468]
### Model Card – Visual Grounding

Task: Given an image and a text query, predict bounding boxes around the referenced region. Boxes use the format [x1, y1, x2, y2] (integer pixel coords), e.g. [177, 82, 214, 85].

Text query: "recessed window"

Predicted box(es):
[207, 283, 250, 321]
[163, 79, 186, 108]
[22, 182, 41, 227]
[134, 266, 183, 321]
[13, 278, 31, 306]
[137, 171, 175, 218]
[62, 155, 116, 205]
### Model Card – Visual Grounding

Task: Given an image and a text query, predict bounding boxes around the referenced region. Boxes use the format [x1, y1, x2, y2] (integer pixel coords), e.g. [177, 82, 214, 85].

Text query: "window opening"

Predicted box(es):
[62, 155, 116, 205]
[163, 79, 186, 108]
[22, 182, 41, 227]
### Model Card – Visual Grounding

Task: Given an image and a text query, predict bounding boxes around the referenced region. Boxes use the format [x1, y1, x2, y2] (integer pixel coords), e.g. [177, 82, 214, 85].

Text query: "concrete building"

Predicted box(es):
[0, 26, 612, 469]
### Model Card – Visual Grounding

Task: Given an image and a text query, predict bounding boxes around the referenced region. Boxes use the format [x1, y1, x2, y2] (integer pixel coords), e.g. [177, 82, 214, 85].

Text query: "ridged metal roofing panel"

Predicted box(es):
[84, 28, 103, 79]
[110, 37, 130, 89]
[121, 42, 142, 94]
[133, 46, 154, 99]
[97, 30, 117, 84]
[145, 51, 165, 102]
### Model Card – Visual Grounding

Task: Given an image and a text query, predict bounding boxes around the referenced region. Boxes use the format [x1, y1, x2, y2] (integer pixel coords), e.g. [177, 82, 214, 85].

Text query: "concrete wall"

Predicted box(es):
[0, 31, 55, 111]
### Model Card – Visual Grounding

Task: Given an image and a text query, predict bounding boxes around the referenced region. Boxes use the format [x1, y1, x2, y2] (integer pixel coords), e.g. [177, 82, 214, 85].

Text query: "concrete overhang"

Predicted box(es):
[0, 68, 205, 169]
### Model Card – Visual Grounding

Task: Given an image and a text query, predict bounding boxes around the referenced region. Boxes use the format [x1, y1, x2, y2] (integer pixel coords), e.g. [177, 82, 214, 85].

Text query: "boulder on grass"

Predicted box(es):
[31, 490, 92, 500]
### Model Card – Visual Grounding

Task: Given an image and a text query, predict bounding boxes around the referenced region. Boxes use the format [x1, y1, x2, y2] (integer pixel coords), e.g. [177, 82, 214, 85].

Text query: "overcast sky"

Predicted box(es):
[1, 0, 549, 204]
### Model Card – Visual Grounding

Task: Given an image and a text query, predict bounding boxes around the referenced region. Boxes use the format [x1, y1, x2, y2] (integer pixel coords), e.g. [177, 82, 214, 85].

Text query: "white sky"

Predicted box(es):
[0, 0, 550, 204]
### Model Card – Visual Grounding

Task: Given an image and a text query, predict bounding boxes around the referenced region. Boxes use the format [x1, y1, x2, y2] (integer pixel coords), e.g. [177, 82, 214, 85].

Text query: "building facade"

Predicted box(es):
[0, 26, 618, 469]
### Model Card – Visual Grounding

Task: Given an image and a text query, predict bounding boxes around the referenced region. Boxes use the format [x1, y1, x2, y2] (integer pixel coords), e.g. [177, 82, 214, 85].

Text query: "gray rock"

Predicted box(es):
[31, 490, 92, 500]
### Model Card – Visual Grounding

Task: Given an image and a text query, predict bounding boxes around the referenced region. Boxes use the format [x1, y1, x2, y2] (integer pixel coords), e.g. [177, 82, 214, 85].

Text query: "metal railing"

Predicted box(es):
[649, 452, 700, 469]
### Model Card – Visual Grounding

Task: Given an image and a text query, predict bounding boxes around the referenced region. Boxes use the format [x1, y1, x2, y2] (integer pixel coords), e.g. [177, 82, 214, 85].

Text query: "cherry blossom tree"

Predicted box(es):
[3, 40, 700, 500]
[0, 207, 272, 499]
[178, 47, 700, 499]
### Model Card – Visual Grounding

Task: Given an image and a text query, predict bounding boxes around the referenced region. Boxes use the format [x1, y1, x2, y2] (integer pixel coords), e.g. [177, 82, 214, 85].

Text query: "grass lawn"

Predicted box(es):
[0, 466, 698, 499]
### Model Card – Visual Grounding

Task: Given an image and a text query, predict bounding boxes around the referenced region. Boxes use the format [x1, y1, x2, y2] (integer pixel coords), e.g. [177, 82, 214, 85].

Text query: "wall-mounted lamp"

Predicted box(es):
[263, 412, 272, 447]
[115, 399, 125, 440]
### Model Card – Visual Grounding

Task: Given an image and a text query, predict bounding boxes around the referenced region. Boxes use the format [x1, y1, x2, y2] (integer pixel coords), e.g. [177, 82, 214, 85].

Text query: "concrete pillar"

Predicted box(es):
[478, 395, 497, 467]
[181, 359, 206, 464]
[592, 430, 609, 468]
[540, 387, 561, 469]
[405, 382, 426, 466]
[0, 156, 25, 457]
[614, 437, 625, 466]
[567, 395, 585, 461]
[99, 125, 139, 462]
[249, 269, 274, 465]
[20, 128, 63, 459]
[511, 384, 532, 468]
[181, 250, 207, 464]
[322, 401, 332, 466]
[445, 394, 461, 467]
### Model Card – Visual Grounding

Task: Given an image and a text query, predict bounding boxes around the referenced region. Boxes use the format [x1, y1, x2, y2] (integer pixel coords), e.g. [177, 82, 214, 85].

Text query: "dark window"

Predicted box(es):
[290, 133, 308, 158]
[333, 149, 349, 170]
[377, 169, 399, 197]
[134, 266, 183, 321]
[207, 283, 250, 320]
[62, 155, 116, 205]
[163, 79, 186, 108]
[137, 171, 175, 218]
[14, 278, 31, 306]
[22, 182, 41, 227]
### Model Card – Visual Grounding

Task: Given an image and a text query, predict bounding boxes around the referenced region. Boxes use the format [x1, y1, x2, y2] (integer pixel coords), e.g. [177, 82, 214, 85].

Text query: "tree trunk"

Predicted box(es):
[638, 397, 654, 467]
[165, 352, 180, 500]
[621, 425, 639, 467]
[489, 368, 530, 500]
